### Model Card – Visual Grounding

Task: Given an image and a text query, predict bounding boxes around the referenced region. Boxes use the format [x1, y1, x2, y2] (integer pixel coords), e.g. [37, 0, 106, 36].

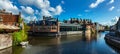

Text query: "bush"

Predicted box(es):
[13, 30, 28, 46]
[13, 18, 29, 46]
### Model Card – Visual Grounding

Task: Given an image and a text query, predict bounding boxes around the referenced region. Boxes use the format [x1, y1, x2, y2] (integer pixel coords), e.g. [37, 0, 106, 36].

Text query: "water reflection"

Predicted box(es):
[2, 32, 119, 54]
[82, 32, 98, 42]
[29, 37, 61, 46]
[12, 46, 24, 54]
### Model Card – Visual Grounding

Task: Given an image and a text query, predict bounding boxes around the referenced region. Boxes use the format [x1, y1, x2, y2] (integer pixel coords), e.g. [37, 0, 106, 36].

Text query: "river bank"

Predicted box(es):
[104, 32, 120, 49]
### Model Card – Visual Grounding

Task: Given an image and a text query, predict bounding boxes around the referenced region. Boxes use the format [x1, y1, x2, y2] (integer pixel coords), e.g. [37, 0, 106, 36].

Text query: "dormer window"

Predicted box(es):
[0, 17, 3, 22]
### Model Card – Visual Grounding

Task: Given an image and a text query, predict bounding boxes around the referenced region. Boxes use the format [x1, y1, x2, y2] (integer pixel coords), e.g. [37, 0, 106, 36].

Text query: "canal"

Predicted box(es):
[1, 31, 120, 54]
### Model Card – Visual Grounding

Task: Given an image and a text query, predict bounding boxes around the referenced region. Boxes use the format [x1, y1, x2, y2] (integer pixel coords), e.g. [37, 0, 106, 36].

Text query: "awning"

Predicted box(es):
[0, 24, 20, 30]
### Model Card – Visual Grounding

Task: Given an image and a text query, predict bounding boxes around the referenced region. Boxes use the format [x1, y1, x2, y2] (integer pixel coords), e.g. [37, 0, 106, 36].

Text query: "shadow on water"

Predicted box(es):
[105, 39, 120, 54]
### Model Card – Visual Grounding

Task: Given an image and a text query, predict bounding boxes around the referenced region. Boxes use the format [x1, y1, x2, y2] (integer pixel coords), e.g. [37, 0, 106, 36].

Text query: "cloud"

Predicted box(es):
[109, 0, 114, 4]
[18, 0, 63, 17]
[111, 16, 119, 25]
[89, 0, 105, 8]
[55, 5, 63, 15]
[0, 0, 19, 14]
[85, 10, 90, 12]
[61, 1, 65, 4]
[0, 0, 63, 22]
[109, 6, 115, 11]
[78, 14, 82, 17]
[0, 0, 41, 22]
[21, 6, 34, 15]
[21, 14, 37, 23]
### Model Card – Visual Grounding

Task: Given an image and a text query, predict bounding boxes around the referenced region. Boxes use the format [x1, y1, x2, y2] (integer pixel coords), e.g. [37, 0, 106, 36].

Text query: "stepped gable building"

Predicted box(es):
[28, 16, 60, 33]
[0, 9, 21, 26]
[28, 16, 82, 33]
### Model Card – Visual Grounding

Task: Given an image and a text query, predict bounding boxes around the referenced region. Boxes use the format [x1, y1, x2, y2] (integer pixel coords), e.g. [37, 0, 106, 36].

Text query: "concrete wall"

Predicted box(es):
[0, 34, 12, 50]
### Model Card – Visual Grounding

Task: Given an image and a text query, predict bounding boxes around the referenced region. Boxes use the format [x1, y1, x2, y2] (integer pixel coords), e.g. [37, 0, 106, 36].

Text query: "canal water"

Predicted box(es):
[1, 31, 120, 54]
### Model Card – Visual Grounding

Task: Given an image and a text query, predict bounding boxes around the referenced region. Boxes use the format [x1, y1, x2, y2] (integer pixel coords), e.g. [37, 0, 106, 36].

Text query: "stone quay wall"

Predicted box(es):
[0, 34, 12, 50]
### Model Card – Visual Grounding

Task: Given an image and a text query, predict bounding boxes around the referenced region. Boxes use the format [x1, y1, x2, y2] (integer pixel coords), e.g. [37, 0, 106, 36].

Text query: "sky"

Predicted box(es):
[0, 0, 120, 25]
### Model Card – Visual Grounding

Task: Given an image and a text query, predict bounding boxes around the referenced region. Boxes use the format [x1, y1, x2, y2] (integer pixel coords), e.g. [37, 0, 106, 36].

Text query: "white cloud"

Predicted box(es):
[89, 0, 105, 8]
[109, 6, 115, 11]
[55, 5, 63, 15]
[78, 14, 82, 17]
[19, 0, 63, 17]
[21, 6, 34, 15]
[0, 0, 19, 14]
[41, 9, 52, 16]
[111, 16, 119, 25]
[61, 1, 65, 4]
[20, 6, 36, 22]
[85, 10, 90, 12]
[109, 0, 114, 4]
[0, 0, 39, 22]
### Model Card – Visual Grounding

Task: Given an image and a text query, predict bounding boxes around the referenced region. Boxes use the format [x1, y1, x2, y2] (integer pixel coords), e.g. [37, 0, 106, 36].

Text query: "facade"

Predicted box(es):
[0, 9, 20, 33]
[116, 17, 120, 37]
[28, 16, 82, 33]
[95, 23, 105, 32]
[116, 17, 120, 32]
[0, 9, 20, 26]
[28, 16, 59, 33]
[63, 18, 92, 25]
[110, 25, 116, 31]
[60, 23, 82, 31]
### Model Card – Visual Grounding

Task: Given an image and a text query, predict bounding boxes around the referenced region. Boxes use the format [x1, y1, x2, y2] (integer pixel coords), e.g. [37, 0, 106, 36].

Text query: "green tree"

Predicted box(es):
[13, 18, 30, 45]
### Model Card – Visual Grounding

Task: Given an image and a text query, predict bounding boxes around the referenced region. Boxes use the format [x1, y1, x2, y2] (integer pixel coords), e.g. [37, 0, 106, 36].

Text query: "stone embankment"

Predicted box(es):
[0, 34, 12, 50]
[105, 33, 120, 49]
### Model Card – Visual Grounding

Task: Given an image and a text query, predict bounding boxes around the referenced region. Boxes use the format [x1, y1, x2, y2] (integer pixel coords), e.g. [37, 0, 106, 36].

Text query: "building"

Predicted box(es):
[28, 16, 59, 33]
[63, 18, 92, 25]
[60, 23, 82, 31]
[0, 9, 20, 33]
[0, 9, 20, 26]
[116, 17, 120, 36]
[28, 16, 82, 33]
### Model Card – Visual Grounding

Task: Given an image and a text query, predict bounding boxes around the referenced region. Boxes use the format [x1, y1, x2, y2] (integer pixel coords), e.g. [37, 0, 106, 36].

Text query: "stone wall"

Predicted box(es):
[0, 34, 12, 50]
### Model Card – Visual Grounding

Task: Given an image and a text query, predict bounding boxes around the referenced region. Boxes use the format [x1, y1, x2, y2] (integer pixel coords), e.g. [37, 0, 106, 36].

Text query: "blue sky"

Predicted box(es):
[0, 0, 120, 25]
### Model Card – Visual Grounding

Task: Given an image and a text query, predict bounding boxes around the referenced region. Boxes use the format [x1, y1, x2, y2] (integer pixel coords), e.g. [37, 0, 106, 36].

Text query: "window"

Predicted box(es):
[52, 26, 57, 29]
[0, 17, 3, 22]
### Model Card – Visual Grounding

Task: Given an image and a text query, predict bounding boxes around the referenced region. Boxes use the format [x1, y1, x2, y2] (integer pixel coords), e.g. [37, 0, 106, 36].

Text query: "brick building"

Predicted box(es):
[0, 9, 20, 26]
